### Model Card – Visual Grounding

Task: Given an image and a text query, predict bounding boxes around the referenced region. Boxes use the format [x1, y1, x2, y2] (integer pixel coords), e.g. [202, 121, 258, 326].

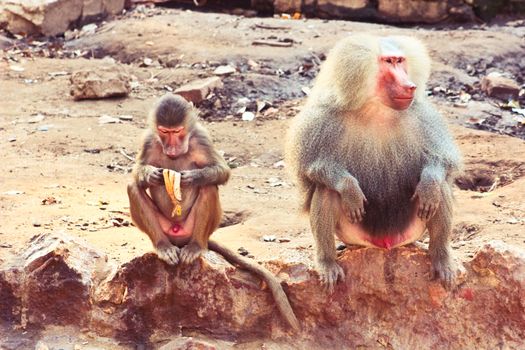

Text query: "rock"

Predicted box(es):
[1, 233, 524, 349]
[317, 0, 369, 18]
[378, 0, 448, 23]
[481, 72, 520, 101]
[34, 341, 49, 350]
[0, 0, 83, 36]
[82, 0, 125, 22]
[175, 77, 223, 104]
[70, 69, 130, 100]
[0, 0, 124, 36]
[0, 232, 113, 328]
[158, 337, 217, 350]
[213, 65, 236, 76]
[98, 115, 121, 124]
[273, 0, 302, 13]
[0, 33, 14, 50]
[241, 111, 255, 121]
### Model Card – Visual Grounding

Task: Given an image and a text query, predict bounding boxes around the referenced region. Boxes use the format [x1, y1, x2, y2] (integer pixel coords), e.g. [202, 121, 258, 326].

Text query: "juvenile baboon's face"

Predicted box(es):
[157, 124, 189, 159]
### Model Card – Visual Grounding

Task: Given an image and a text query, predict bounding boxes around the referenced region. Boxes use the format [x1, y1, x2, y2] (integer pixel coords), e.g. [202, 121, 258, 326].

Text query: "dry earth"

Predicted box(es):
[0, 6, 525, 349]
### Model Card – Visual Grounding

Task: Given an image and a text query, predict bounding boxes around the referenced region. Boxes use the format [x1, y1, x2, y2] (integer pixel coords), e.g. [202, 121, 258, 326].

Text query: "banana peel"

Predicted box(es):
[162, 169, 183, 217]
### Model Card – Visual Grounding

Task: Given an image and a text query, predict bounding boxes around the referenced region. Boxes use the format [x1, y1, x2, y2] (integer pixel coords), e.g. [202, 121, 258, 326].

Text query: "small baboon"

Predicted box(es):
[128, 93, 299, 330]
[285, 35, 462, 291]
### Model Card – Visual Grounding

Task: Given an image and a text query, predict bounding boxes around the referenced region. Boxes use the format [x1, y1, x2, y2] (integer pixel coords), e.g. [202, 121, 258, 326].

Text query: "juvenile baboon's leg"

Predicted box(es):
[310, 186, 346, 292]
[427, 184, 456, 289]
[179, 185, 222, 264]
[127, 182, 179, 264]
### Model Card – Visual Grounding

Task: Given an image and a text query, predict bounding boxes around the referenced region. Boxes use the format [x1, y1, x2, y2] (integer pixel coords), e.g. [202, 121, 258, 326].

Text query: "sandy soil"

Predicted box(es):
[1, 4, 524, 296]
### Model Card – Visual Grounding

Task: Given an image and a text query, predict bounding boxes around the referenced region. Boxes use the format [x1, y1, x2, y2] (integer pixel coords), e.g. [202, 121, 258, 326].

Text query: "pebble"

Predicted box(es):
[238, 247, 249, 256]
[262, 235, 276, 242]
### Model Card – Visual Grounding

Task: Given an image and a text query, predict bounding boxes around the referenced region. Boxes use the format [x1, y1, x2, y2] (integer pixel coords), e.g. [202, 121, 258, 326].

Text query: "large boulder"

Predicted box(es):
[0, 0, 83, 36]
[70, 68, 131, 100]
[1, 232, 524, 349]
[0, 232, 113, 328]
[0, 0, 124, 36]
[377, 0, 449, 23]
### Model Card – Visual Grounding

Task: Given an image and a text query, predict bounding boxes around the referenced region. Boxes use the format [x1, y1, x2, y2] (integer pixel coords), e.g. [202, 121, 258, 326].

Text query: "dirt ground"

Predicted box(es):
[0, 2, 525, 321]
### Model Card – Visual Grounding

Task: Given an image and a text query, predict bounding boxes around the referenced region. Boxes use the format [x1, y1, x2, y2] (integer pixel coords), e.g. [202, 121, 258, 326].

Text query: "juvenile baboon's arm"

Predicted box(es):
[133, 134, 164, 189]
[180, 130, 231, 186]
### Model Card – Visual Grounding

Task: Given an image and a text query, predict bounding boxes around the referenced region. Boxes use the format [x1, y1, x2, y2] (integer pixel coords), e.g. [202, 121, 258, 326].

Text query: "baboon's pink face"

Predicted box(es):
[157, 125, 189, 159]
[376, 42, 416, 111]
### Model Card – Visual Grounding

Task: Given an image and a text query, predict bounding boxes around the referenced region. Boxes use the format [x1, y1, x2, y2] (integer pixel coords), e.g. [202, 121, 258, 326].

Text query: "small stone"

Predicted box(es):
[262, 235, 276, 242]
[272, 160, 285, 168]
[175, 77, 224, 104]
[238, 247, 249, 256]
[4, 190, 24, 195]
[70, 69, 131, 100]
[213, 65, 236, 76]
[118, 115, 133, 121]
[28, 114, 45, 123]
[33, 222, 42, 227]
[98, 115, 121, 124]
[35, 341, 49, 350]
[242, 112, 255, 121]
[9, 65, 25, 72]
[48, 71, 69, 77]
[481, 72, 520, 101]
[37, 125, 52, 131]
[8, 136, 17, 142]
[80, 23, 97, 35]
[142, 58, 154, 67]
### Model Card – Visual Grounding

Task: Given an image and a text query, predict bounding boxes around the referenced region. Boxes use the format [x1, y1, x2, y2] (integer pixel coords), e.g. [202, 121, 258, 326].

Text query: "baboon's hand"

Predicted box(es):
[156, 243, 180, 265]
[339, 177, 367, 223]
[317, 260, 345, 293]
[430, 255, 457, 290]
[412, 179, 441, 220]
[180, 169, 204, 185]
[179, 242, 205, 265]
[145, 166, 165, 187]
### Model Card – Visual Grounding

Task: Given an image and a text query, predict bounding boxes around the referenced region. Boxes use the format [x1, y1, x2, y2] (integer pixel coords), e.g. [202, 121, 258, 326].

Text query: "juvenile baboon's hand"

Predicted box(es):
[180, 169, 204, 185]
[339, 177, 367, 223]
[412, 179, 441, 220]
[179, 242, 205, 265]
[145, 166, 165, 187]
[317, 260, 345, 293]
[156, 243, 180, 265]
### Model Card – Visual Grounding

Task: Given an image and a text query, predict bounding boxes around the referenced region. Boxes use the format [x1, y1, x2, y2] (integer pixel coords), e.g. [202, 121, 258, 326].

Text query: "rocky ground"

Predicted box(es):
[0, 5, 525, 350]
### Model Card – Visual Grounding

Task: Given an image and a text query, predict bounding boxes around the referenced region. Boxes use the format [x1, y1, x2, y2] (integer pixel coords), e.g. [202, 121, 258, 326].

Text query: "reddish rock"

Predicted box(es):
[1, 233, 524, 349]
[175, 77, 224, 104]
[82, 0, 125, 22]
[378, 0, 448, 23]
[158, 337, 217, 350]
[273, 0, 302, 13]
[0, 0, 83, 36]
[481, 73, 520, 101]
[317, 0, 370, 18]
[70, 68, 131, 100]
[0, 232, 112, 329]
[0, 0, 125, 36]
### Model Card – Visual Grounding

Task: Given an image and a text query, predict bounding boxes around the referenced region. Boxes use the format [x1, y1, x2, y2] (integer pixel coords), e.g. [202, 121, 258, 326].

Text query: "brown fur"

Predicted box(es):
[128, 93, 299, 331]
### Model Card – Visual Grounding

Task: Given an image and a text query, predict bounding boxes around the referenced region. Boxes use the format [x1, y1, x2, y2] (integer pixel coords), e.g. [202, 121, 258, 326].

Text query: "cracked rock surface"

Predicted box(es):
[1, 232, 524, 349]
